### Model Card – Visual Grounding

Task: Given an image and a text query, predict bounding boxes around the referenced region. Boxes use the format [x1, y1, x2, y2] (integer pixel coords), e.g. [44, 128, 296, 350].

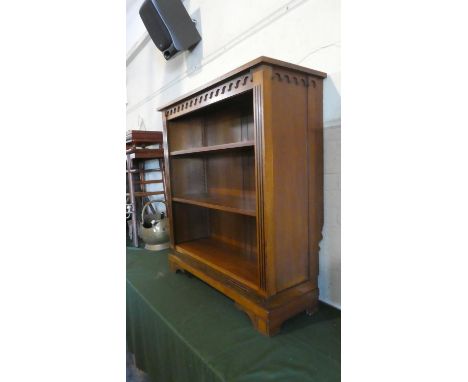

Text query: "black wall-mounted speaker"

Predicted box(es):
[139, 0, 202, 60]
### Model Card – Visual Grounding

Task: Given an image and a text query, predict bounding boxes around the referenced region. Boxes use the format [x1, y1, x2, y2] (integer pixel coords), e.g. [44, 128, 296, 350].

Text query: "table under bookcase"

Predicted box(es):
[126, 246, 340, 382]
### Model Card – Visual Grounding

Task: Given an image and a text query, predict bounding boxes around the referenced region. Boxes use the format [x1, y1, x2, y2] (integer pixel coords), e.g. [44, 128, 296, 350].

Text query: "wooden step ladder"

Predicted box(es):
[126, 130, 167, 247]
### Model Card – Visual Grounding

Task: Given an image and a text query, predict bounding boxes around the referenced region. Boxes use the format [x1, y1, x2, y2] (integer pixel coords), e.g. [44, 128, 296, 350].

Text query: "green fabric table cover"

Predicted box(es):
[127, 247, 340, 382]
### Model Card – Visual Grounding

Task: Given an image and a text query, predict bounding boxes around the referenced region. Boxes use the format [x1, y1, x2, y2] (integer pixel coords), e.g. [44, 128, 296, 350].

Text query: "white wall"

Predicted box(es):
[126, 0, 341, 308]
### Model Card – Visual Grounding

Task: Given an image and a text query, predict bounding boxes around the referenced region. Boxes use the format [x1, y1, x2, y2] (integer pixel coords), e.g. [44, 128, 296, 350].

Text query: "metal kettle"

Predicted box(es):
[138, 200, 170, 250]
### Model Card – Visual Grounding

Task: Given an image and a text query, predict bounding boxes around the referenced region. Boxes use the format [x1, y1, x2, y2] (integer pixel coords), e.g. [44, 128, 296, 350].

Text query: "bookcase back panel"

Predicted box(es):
[209, 210, 257, 262]
[173, 204, 256, 250]
[172, 203, 210, 244]
[167, 116, 204, 152]
[206, 150, 255, 198]
[172, 203, 259, 288]
[204, 93, 254, 146]
[167, 92, 254, 152]
[170, 149, 255, 200]
[170, 157, 206, 196]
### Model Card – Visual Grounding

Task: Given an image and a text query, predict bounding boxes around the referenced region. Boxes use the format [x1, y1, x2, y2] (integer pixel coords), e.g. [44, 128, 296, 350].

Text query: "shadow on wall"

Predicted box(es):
[323, 74, 341, 125]
[186, 7, 204, 76]
[319, 76, 341, 307]
[161, 2, 204, 102]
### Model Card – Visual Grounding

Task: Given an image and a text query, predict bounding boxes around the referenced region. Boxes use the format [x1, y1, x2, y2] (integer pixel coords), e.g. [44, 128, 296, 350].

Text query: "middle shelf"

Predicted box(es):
[172, 192, 256, 216]
[170, 140, 254, 156]
[170, 145, 256, 217]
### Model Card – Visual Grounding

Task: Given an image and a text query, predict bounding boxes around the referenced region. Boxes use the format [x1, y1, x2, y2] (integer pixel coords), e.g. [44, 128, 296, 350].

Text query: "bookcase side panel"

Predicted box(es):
[260, 67, 311, 293]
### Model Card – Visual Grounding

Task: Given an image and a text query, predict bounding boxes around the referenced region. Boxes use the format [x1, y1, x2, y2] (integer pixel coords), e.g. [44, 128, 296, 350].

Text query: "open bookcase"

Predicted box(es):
[160, 57, 326, 336]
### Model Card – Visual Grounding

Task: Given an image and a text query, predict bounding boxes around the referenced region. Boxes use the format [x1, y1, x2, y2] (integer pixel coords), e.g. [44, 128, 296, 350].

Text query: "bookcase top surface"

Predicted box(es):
[157, 56, 327, 111]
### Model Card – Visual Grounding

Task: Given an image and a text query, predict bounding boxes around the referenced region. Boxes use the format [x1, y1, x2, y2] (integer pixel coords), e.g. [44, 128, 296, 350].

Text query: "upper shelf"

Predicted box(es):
[170, 140, 254, 157]
[172, 192, 256, 217]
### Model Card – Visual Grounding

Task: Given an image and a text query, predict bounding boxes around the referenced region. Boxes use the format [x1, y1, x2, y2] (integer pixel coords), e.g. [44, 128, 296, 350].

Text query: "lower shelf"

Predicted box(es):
[175, 237, 258, 291]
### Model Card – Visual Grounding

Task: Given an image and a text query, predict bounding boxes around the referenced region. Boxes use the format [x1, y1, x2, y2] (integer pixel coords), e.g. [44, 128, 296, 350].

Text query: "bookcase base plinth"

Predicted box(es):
[168, 252, 319, 336]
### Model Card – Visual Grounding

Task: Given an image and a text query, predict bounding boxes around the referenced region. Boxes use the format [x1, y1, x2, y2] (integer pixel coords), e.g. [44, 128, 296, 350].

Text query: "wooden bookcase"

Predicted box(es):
[159, 57, 326, 336]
